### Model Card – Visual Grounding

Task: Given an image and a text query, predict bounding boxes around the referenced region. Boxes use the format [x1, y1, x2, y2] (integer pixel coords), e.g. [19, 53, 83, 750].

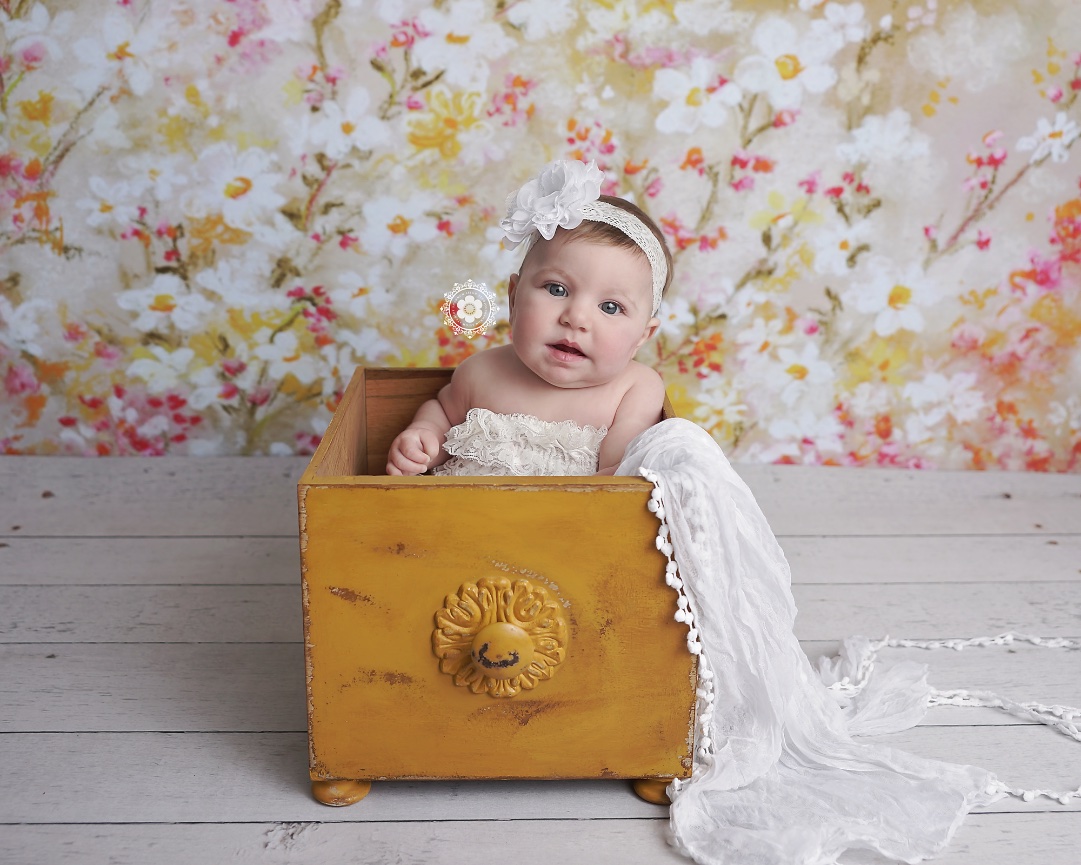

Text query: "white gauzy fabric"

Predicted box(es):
[615, 419, 1004, 865]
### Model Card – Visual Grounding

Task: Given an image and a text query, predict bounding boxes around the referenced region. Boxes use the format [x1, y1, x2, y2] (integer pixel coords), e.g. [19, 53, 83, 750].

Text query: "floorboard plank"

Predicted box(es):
[3, 583, 1078, 644]
[0, 537, 301, 586]
[0, 644, 306, 733]
[0, 727, 1076, 825]
[3, 642, 1078, 734]
[3, 458, 1079, 538]
[2, 813, 1080, 865]
[4, 535, 1076, 587]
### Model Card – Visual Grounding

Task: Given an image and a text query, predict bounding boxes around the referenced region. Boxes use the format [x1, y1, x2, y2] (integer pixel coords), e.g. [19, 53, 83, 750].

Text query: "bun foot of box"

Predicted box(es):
[312, 779, 372, 806]
[632, 778, 672, 805]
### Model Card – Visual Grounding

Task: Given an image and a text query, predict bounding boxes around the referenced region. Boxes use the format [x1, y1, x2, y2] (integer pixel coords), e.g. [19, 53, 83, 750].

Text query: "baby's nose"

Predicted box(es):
[559, 302, 590, 328]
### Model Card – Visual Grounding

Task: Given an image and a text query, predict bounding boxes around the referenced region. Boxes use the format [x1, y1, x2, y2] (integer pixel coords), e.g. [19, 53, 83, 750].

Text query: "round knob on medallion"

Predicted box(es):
[470, 622, 534, 679]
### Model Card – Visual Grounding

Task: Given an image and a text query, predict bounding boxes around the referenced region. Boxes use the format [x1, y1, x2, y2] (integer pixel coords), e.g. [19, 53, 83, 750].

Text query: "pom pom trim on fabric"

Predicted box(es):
[640, 466, 716, 779]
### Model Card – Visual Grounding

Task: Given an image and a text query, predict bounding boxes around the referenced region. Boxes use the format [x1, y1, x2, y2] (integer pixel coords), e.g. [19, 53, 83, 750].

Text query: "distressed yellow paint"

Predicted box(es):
[298, 368, 697, 785]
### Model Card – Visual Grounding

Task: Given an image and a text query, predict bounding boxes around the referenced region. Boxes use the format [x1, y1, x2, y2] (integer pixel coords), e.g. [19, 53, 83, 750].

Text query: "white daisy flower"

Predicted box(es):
[903, 371, 985, 427]
[72, 11, 164, 98]
[768, 409, 845, 453]
[300, 87, 391, 160]
[412, 0, 514, 90]
[654, 57, 743, 135]
[836, 108, 930, 164]
[656, 296, 696, 340]
[195, 256, 287, 313]
[809, 219, 872, 276]
[506, 0, 578, 39]
[1017, 112, 1080, 164]
[823, 2, 868, 43]
[734, 16, 843, 110]
[771, 342, 835, 406]
[253, 329, 320, 385]
[127, 347, 196, 392]
[735, 316, 790, 360]
[188, 143, 286, 231]
[360, 193, 440, 258]
[693, 379, 748, 427]
[4, 4, 72, 63]
[848, 258, 936, 337]
[76, 176, 140, 230]
[117, 275, 216, 333]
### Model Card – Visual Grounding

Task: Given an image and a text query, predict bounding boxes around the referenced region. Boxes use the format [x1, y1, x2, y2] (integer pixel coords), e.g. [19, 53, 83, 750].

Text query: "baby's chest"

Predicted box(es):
[298, 366, 696, 794]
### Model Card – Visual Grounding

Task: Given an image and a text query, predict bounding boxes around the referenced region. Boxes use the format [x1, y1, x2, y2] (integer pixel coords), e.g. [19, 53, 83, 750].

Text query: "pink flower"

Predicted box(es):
[923, 225, 938, 240]
[222, 359, 247, 378]
[773, 110, 798, 128]
[1048, 85, 1064, 103]
[4, 364, 39, 397]
[951, 323, 985, 351]
[731, 176, 754, 192]
[645, 176, 663, 198]
[798, 171, 821, 194]
[19, 43, 47, 69]
[405, 94, 424, 110]
[976, 230, 991, 250]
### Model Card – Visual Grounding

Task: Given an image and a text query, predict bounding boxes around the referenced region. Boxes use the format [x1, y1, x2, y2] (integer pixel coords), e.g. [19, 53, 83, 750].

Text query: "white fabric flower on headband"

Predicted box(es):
[500, 159, 605, 249]
[499, 159, 669, 316]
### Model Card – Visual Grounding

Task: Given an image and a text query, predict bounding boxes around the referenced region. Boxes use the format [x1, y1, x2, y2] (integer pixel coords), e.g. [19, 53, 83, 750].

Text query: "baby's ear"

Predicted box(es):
[507, 273, 519, 311]
[637, 316, 661, 348]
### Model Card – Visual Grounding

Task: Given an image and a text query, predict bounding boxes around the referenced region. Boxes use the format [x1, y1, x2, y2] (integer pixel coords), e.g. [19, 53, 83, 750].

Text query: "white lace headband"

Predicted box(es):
[500, 160, 668, 316]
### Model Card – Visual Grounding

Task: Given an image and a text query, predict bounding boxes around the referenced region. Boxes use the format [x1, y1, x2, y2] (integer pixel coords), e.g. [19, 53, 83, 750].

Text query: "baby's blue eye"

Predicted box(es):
[600, 301, 623, 315]
[545, 282, 567, 297]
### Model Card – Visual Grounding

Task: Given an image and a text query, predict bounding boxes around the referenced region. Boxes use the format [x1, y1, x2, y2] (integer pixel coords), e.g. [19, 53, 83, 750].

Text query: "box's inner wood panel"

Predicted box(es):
[311, 369, 367, 478]
[364, 368, 452, 476]
[312, 366, 679, 478]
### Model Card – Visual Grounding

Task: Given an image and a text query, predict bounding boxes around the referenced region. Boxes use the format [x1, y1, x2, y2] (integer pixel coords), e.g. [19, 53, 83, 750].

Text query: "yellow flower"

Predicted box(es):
[407, 87, 483, 159]
[19, 91, 55, 124]
[749, 190, 822, 233]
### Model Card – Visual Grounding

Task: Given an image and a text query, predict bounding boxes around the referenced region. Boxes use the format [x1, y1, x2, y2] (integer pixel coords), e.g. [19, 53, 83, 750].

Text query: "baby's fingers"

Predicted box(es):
[404, 443, 432, 465]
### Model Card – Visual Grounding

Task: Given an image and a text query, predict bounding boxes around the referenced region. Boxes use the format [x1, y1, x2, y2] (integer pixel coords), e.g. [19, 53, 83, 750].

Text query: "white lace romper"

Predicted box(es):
[428, 407, 607, 476]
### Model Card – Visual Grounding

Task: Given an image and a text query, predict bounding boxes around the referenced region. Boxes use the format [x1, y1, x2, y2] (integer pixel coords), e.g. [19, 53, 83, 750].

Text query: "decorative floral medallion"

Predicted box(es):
[439, 279, 498, 339]
[432, 577, 569, 698]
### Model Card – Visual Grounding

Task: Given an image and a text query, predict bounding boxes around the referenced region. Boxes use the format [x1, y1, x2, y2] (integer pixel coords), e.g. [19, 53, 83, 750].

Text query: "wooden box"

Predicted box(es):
[297, 367, 698, 805]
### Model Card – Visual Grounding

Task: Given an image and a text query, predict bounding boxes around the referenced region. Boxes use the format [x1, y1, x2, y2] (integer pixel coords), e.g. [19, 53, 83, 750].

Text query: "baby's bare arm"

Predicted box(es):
[386, 397, 450, 475]
[386, 366, 472, 476]
[595, 370, 666, 474]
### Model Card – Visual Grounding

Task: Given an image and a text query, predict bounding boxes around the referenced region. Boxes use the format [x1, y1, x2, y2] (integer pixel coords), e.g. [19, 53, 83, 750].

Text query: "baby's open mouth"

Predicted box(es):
[549, 342, 586, 357]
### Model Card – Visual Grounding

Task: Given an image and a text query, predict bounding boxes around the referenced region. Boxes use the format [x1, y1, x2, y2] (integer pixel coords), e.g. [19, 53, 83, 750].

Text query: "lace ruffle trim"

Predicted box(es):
[432, 407, 607, 476]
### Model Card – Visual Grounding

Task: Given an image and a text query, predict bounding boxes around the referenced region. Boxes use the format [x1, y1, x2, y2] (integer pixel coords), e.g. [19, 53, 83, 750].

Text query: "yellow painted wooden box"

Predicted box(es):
[298, 367, 698, 806]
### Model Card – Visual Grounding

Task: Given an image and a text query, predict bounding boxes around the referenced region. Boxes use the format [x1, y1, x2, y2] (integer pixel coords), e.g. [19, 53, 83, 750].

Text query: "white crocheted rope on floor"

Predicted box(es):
[639, 467, 1081, 808]
[827, 632, 1081, 806]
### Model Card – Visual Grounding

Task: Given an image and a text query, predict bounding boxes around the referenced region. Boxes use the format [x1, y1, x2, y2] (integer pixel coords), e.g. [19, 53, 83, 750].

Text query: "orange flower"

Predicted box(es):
[681, 147, 704, 171]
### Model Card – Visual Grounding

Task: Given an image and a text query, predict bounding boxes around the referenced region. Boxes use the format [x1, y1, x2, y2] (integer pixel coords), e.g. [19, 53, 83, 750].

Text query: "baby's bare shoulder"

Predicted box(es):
[625, 360, 665, 396]
[613, 362, 665, 419]
[439, 347, 510, 422]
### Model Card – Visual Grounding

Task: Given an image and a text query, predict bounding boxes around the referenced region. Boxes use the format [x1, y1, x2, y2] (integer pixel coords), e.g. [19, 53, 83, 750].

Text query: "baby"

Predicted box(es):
[386, 160, 673, 477]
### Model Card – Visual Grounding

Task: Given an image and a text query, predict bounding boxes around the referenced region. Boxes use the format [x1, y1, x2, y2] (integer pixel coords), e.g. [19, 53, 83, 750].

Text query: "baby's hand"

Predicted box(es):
[386, 426, 443, 476]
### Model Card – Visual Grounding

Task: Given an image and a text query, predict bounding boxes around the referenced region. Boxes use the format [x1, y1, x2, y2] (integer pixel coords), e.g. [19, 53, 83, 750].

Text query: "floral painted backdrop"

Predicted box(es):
[2, 0, 1079, 468]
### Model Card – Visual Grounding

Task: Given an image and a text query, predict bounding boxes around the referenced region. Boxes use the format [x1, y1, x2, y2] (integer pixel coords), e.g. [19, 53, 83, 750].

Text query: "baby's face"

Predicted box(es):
[507, 232, 659, 390]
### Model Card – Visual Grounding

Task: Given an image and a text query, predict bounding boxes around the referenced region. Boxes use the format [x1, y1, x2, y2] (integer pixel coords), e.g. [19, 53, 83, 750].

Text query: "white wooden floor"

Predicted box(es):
[1, 457, 1079, 864]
